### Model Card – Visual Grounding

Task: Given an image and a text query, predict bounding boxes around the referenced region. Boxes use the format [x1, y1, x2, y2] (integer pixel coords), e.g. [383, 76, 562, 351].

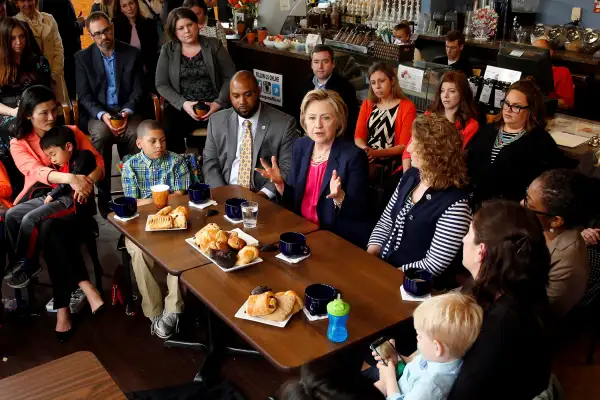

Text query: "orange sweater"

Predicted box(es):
[354, 98, 416, 150]
[0, 160, 12, 208]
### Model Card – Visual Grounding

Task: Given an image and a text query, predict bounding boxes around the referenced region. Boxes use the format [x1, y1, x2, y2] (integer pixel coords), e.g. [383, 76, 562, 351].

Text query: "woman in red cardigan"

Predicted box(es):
[402, 71, 479, 170]
[354, 62, 416, 178]
[7, 85, 105, 341]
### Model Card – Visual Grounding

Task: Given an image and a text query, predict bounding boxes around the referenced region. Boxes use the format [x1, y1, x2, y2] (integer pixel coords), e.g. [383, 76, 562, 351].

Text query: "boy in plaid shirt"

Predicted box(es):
[121, 120, 190, 339]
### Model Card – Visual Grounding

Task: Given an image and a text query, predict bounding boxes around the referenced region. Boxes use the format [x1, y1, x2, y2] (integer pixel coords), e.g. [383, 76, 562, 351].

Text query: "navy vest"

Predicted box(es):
[384, 168, 469, 288]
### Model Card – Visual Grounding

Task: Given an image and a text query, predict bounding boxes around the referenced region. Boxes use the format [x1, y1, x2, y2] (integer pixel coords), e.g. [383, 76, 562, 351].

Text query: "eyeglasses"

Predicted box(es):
[523, 195, 555, 217]
[500, 100, 530, 114]
[90, 26, 112, 38]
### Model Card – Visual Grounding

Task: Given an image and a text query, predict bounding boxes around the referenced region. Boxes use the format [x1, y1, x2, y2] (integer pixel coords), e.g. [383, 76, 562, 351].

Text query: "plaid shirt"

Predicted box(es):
[121, 151, 191, 199]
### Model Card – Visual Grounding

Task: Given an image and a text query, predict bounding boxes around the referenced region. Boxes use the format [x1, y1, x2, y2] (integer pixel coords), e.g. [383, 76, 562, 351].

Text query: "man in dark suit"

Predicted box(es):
[41, 0, 84, 99]
[433, 29, 473, 78]
[203, 71, 297, 199]
[296, 44, 358, 141]
[75, 11, 144, 216]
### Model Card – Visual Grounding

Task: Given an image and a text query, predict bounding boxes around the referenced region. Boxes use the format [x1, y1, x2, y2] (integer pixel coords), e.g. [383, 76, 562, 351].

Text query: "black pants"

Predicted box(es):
[163, 104, 208, 154]
[38, 216, 89, 309]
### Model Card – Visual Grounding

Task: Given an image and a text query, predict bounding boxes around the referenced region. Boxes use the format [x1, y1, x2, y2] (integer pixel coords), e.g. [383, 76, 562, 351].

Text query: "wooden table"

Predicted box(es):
[180, 230, 415, 371]
[0, 352, 126, 400]
[107, 185, 318, 275]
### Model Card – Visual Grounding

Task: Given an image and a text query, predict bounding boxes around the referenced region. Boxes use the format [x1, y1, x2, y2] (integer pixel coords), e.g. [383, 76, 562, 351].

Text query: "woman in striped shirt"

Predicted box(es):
[368, 114, 472, 289]
[466, 79, 575, 207]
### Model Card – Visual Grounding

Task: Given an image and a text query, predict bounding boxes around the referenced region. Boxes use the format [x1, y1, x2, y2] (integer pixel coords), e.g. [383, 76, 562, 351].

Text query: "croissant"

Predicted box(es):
[286, 290, 304, 315]
[235, 245, 259, 265]
[173, 215, 187, 229]
[156, 206, 173, 216]
[246, 291, 277, 317]
[148, 215, 173, 230]
[215, 230, 229, 243]
[260, 292, 296, 322]
[169, 206, 189, 220]
[209, 240, 229, 251]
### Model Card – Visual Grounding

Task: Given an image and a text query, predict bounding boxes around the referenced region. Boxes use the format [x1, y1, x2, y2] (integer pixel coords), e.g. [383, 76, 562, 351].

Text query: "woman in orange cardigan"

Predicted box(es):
[0, 160, 11, 279]
[354, 62, 416, 176]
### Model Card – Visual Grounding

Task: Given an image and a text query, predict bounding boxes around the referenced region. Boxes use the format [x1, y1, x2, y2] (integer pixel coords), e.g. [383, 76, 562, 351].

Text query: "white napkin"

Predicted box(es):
[224, 215, 243, 224]
[188, 200, 217, 209]
[275, 252, 310, 264]
[303, 306, 328, 321]
[400, 285, 431, 302]
[114, 213, 140, 222]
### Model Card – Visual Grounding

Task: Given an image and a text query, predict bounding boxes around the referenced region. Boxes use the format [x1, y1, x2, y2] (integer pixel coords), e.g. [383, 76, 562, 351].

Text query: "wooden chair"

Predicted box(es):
[151, 94, 208, 138]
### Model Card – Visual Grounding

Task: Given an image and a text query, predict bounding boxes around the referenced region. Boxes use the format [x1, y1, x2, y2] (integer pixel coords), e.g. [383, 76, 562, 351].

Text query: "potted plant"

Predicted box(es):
[228, 0, 259, 32]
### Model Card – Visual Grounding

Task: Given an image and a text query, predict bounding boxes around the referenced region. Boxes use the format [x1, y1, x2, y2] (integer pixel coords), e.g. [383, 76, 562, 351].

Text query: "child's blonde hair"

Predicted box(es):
[413, 291, 483, 358]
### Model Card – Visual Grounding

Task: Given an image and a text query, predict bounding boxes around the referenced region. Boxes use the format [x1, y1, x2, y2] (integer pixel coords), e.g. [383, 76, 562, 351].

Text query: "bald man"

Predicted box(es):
[532, 39, 575, 109]
[202, 71, 297, 198]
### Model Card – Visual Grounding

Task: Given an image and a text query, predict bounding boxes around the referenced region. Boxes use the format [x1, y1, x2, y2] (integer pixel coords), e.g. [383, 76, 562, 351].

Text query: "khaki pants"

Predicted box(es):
[125, 238, 183, 318]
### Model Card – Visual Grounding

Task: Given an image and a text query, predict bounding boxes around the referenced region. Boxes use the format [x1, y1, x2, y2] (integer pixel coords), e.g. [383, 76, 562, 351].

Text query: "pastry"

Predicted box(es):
[286, 290, 304, 315]
[260, 292, 296, 322]
[228, 233, 246, 250]
[169, 206, 189, 220]
[235, 245, 259, 265]
[251, 285, 272, 295]
[156, 206, 173, 216]
[246, 291, 277, 317]
[215, 230, 229, 243]
[148, 215, 173, 230]
[209, 240, 229, 251]
[173, 215, 187, 229]
[210, 249, 237, 269]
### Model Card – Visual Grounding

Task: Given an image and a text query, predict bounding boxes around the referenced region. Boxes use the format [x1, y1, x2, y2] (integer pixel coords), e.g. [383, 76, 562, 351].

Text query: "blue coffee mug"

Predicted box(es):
[304, 283, 338, 316]
[225, 197, 247, 220]
[189, 183, 211, 204]
[403, 269, 433, 297]
[280, 232, 311, 258]
[109, 196, 137, 218]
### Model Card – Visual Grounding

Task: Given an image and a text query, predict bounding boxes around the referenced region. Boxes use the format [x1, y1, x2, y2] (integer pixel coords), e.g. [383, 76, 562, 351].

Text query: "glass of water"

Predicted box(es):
[241, 201, 259, 228]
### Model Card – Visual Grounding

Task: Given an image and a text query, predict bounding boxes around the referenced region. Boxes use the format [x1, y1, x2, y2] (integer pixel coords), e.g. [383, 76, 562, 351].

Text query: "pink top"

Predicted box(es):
[10, 126, 105, 204]
[130, 24, 141, 49]
[300, 161, 328, 225]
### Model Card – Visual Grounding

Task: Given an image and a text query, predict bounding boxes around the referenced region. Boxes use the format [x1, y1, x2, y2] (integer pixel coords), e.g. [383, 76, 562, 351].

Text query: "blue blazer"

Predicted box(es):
[281, 137, 372, 247]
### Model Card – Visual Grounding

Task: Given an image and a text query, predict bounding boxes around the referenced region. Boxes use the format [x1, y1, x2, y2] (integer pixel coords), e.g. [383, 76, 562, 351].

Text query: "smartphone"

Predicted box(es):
[370, 336, 401, 367]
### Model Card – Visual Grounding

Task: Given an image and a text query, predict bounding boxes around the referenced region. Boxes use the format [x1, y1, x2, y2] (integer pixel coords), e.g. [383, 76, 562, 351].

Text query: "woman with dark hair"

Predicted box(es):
[354, 62, 415, 176]
[522, 169, 596, 319]
[182, 0, 226, 49]
[155, 7, 235, 153]
[466, 79, 575, 207]
[7, 85, 105, 340]
[447, 199, 551, 399]
[402, 70, 479, 170]
[112, 0, 159, 91]
[367, 113, 472, 289]
[0, 17, 50, 133]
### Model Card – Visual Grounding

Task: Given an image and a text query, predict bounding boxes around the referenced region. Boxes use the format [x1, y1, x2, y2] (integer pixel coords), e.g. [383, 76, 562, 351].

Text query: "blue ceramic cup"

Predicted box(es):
[304, 283, 338, 316]
[279, 232, 311, 258]
[109, 196, 137, 218]
[189, 183, 211, 204]
[403, 269, 433, 297]
[225, 197, 247, 220]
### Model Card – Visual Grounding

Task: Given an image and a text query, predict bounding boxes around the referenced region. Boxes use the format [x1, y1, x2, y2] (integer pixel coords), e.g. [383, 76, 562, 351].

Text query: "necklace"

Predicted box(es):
[311, 148, 330, 164]
[494, 128, 526, 149]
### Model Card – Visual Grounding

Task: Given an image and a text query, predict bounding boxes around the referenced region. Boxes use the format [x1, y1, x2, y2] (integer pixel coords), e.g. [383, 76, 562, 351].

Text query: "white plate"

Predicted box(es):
[234, 300, 295, 328]
[185, 238, 263, 272]
[229, 228, 259, 246]
[145, 214, 188, 231]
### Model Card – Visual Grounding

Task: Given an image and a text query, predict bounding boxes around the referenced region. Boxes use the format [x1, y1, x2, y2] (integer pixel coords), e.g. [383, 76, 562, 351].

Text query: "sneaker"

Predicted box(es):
[69, 289, 87, 314]
[154, 312, 179, 339]
[4, 259, 27, 280]
[7, 265, 42, 289]
[149, 312, 163, 336]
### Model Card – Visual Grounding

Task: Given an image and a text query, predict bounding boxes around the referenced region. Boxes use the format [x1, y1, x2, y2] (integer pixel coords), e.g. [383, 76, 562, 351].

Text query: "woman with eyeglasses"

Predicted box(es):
[466, 79, 576, 208]
[522, 169, 596, 321]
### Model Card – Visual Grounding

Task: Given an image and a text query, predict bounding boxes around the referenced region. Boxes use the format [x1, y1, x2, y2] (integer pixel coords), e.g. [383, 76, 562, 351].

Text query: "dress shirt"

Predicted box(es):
[97, 50, 133, 120]
[312, 75, 331, 90]
[121, 150, 191, 199]
[229, 106, 274, 198]
[387, 353, 462, 400]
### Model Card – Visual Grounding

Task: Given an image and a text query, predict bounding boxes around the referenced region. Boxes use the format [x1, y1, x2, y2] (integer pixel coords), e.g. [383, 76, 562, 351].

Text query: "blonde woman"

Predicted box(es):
[256, 89, 371, 247]
[15, 0, 69, 107]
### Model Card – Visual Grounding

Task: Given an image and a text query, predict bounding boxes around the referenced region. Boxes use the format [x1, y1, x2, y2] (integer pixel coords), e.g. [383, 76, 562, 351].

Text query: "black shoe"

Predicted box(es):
[56, 328, 74, 343]
[7, 265, 42, 289]
[4, 258, 26, 280]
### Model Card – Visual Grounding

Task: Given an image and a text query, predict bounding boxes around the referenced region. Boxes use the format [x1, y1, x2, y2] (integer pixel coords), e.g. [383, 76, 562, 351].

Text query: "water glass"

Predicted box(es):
[241, 201, 259, 228]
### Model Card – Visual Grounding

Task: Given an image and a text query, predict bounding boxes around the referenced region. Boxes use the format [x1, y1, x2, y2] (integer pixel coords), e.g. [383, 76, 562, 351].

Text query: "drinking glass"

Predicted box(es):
[241, 201, 259, 228]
